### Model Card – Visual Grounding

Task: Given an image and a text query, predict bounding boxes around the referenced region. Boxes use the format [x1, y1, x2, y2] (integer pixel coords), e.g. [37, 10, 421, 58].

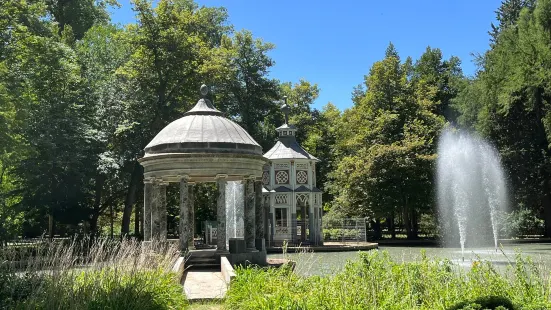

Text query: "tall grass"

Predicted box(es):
[0, 238, 187, 309]
[226, 250, 551, 310]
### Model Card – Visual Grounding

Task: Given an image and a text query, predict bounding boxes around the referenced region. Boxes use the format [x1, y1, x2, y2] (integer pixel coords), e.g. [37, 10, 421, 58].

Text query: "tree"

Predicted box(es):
[333, 43, 444, 239]
[412, 47, 464, 122]
[45, 0, 116, 39]
[302, 103, 341, 206]
[213, 30, 280, 150]
[455, 0, 551, 236]
[115, 0, 232, 234]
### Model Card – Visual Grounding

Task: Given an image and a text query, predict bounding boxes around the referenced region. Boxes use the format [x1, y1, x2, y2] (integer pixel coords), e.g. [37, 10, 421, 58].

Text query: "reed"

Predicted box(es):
[0, 238, 187, 309]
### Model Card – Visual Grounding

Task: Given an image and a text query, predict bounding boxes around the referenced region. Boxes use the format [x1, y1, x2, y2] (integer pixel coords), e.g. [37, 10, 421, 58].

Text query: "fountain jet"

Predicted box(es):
[437, 128, 508, 254]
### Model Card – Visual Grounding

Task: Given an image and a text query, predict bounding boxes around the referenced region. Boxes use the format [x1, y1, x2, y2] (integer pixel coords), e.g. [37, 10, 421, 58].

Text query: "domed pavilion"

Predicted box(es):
[139, 85, 268, 264]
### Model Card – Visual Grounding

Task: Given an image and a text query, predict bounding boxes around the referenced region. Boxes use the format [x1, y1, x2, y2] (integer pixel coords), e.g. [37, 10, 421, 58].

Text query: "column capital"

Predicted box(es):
[216, 174, 228, 180]
[178, 174, 190, 182]
[245, 174, 256, 180]
[145, 177, 169, 185]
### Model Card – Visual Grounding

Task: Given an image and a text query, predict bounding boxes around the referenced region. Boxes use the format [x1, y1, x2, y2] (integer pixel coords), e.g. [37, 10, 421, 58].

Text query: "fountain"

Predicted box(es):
[225, 181, 244, 247]
[437, 128, 508, 260]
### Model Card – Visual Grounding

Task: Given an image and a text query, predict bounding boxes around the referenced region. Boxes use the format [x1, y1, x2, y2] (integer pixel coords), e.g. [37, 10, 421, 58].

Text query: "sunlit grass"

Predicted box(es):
[0, 238, 187, 309]
[226, 250, 551, 310]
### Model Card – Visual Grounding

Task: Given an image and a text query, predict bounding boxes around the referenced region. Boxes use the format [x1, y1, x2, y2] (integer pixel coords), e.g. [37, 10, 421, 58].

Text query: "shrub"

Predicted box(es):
[498, 209, 545, 238]
[226, 250, 551, 310]
[448, 296, 515, 310]
[0, 238, 187, 309]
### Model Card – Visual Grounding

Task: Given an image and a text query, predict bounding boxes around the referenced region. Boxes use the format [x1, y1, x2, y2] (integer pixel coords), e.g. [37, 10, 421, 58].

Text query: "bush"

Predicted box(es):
[448, 296, 514, 310]
[20, 268, 186, 309]
[0, 238, 187, 309]
[225, 250, 551, 310]
[497, 208, 545, 238]
[323, 228, 362, 240]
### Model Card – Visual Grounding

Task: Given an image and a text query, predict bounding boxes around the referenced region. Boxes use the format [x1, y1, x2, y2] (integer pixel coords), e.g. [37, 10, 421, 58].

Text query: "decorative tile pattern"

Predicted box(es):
[296, 170, 308, 184]
[296, 163, 308, 170]
[275, 163, 290, 169]
[275, 194, 288, 205]
[275, 170, 289, 184]
[262, 171, 270, 185]
[296, 193, 309, 204]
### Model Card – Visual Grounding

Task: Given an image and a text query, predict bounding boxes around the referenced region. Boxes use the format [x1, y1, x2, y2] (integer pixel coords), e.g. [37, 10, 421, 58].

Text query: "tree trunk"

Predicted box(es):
[134, 202, 141, 237]
[48, 214, 54, 239]
[372, 219, 382, 240]
[412, 208, 419, 237]
[403, 198, 412, 240]
[110, 203, 114, 239]
[543, 188, 551, 237]
[389, 212, 396, 239]
[89, 213, 99, 238]
[89, 174, 105, 238]
[121, 162, 142, 235]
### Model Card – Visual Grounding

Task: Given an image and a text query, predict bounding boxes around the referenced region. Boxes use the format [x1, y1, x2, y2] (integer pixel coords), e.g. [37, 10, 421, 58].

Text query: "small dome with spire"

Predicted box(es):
[264, 97, 318, 161]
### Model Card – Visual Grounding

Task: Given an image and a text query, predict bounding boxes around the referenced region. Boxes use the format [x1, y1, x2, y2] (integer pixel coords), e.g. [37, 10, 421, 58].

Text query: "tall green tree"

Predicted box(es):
[213, 30, 280, 150]
[455, 0, 551, 236]
[333, 44, 444, 239]
[115, 0, 232, 234]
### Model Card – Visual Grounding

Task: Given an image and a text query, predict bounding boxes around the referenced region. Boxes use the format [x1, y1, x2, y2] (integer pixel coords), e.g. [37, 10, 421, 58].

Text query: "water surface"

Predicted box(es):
[268, 243, 551, 276]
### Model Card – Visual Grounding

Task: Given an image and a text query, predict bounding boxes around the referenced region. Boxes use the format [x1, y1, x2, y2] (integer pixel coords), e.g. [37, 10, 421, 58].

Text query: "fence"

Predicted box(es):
[322, 218, 367, 243]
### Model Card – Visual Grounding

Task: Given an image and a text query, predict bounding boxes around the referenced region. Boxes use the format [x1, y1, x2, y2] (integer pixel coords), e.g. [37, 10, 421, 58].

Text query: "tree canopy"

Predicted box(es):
[3, 0, 551, 241]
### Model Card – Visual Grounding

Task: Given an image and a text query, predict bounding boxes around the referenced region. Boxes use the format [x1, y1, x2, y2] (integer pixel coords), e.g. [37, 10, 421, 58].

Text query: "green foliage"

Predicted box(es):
[19, 268, 187, 309]
[331, 44, 450, 238]
[0, 239, 186, 309]
[499, 208, 545, 237]
[226, 250, 551, 310]
[448, 296, 515, 310]
[453, 0, 551, 236]
[322, 228, 362, 240]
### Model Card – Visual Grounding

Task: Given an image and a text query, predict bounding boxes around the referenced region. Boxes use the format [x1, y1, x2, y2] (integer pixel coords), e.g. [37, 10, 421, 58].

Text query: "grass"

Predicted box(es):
[0, 238, 187, 309]
[225, 250, 551, 310]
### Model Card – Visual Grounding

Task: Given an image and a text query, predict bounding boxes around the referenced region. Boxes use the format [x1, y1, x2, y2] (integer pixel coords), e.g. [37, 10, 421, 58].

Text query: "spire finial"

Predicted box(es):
[281, 96, 290, 125]
[200, 84, 209, 98]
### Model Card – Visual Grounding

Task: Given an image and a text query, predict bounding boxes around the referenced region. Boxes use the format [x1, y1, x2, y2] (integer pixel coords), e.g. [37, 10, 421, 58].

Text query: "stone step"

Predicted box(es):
[186, 257, 220, 269]
[187, 257, 219, 264]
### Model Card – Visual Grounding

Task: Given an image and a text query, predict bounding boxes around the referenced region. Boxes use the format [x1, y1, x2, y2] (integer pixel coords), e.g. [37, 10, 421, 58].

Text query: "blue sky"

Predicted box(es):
[109, 1, 500, 111]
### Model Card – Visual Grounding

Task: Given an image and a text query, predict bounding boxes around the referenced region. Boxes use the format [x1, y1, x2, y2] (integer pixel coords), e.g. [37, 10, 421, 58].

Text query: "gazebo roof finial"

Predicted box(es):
[200, 84, 209, 98]
[281, 96, 290, 125]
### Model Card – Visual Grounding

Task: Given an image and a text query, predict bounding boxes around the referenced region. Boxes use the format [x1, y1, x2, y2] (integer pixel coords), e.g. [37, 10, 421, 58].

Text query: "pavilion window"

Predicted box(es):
[275, 207, 288, 227]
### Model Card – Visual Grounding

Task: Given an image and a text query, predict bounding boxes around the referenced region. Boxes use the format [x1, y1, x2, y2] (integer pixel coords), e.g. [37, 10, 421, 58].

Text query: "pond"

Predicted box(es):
[267, 242, 551, 276]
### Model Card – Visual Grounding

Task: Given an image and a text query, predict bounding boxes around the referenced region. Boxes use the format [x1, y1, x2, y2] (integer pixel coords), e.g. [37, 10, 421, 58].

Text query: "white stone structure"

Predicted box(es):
[138, 85, 268, 264]
[262, 101, 323, 246]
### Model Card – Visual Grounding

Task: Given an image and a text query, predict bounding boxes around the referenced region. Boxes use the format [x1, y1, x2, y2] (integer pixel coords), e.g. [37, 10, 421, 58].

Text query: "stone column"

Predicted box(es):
[319, 207, 324, 244]
[254, 180, 264, 251]
[179, 176, 190, 253]
[150, 181, 161, 241]
[263, 195, 270, 247]
[188, 183, 195, 249]
[290, 161, 297, 245]
[300, 202, 307, 242]
[309, 194, 315, 244]
[143, 181, 152, 241]
[216, 175, 228, 253]
[244, 177, 257, 252]
[308, 161, 313, 188]
[159, 182, 168, 241]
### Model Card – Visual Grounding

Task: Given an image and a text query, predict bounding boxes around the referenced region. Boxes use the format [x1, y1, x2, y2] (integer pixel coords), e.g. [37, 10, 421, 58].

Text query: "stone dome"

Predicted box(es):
[144, 88, 261, 157]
